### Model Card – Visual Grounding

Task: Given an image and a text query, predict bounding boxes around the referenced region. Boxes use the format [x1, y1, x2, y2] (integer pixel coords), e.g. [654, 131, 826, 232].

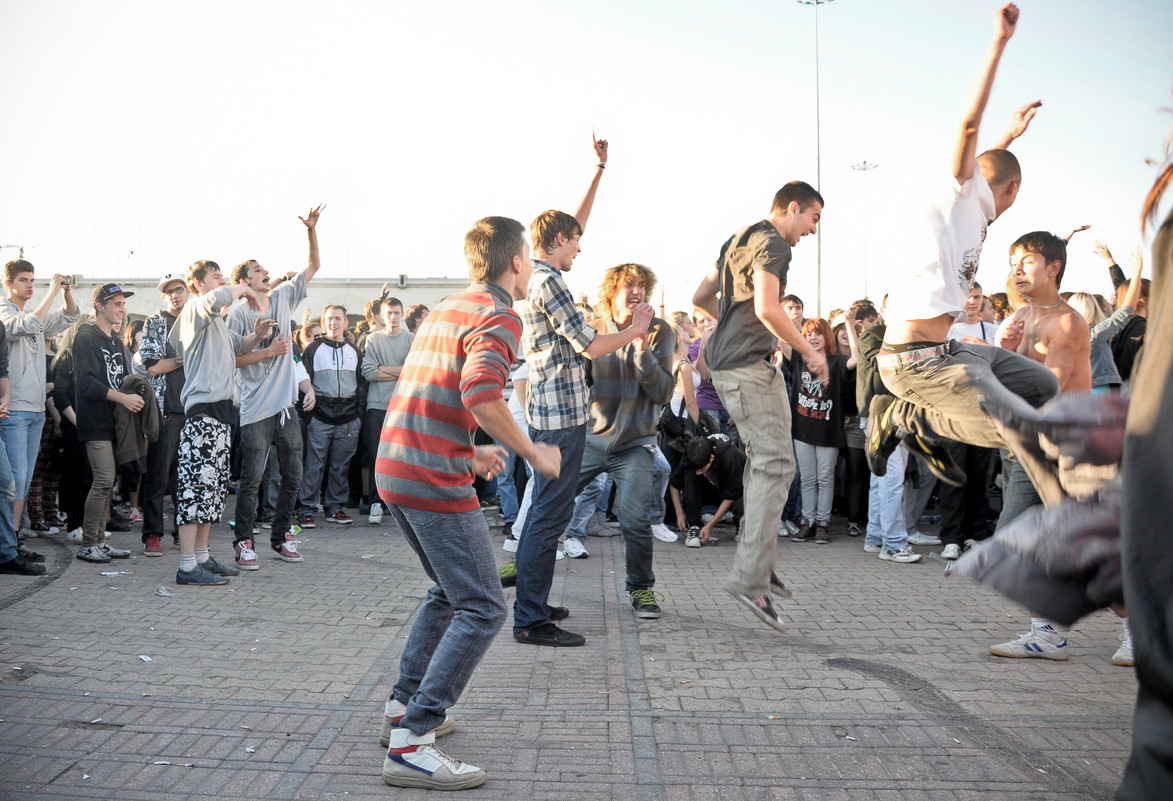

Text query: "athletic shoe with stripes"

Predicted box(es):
[382, 728, 485, 790]
[989, 631, 1069, 660]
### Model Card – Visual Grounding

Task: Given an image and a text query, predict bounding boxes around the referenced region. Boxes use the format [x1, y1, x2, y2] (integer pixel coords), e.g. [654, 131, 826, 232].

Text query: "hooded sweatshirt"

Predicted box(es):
[300, 335, 361, 424]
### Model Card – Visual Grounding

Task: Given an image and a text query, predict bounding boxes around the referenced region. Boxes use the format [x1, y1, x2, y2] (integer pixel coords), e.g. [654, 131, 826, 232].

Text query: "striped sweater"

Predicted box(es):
[375, 282, 520, 513]
[585, 317, 677, 452]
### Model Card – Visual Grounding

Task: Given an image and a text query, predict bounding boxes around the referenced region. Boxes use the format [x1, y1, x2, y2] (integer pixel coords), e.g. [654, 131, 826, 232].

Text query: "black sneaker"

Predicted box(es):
[548, 606, 570, 621]
[106, 519, 133, 533]
[18, 545, 45, 562]
[901, 433, 967, 487]
[769, 572, 793, 599]
[513, 623, 586, 647]
[176, 564, 229, 586]
[790, 520, 814, 543]
[866, 394, 902, 477]
[0, 554, 47, 575]
[726, 589, 788, 633]
[202, 555, 241, 577]
[813, 523, 830, 544]
[630, 589, 663, 619]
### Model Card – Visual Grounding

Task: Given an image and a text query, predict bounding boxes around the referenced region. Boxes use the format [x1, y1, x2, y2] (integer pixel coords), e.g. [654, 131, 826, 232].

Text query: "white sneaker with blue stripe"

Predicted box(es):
[382, 728, 486, 790]
[989, 631, 1069, 661]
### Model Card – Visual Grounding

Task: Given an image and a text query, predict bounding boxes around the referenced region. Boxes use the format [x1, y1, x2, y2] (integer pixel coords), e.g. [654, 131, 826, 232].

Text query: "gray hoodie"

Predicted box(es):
[0, 297, 80, 413]
[169, 286, 242, 414]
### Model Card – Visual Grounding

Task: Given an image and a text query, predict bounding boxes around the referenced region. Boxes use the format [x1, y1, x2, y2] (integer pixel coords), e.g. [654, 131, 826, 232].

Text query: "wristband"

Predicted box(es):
[596, 163, 606, 169]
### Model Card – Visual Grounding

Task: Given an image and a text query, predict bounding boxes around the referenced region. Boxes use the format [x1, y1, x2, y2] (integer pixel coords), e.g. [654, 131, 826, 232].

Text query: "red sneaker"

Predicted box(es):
[142, 534, 163, 557]
[234, 539, 260, 571]
[272, 532, 303, 563]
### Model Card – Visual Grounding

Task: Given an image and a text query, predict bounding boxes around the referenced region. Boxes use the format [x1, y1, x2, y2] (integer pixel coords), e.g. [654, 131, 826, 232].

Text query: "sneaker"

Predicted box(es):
[382, 729, 486, 790]
[67, 527, 83, 543]
[781, 519, 800, 537]
[501, 521, 513, 540]
[101, 544, 131, 559]
[18, 545, 45, 562]
[234, 539, 260, 571]
[586, 511, 617, 537]
[701, 513, 715, 525]
[906, 529, 942, 546]
[769, 571, 793, 599]
[106, 519, 132, 533]
[1112, 629, 1134, 667]
[630, 588, 663, 619]
[143, 535, 163, 557]
[863, 541, 882, 553]
[563, 538, 589, 559]
[128, 507, 143, 523]
[258, 519, 272, 529]
[176, 563, 229, 586]
[989, 631, 1070, 660]
[651, 523, 678, 543]
[866, 394, 902, 477]
[368, 503, 384, 525]
[684, 526, 702, 548]
[790, 520, 814, 543]
[902, 433, 967, 487]
[555, 548, 566, 561]
[358, 499, 372, 515]
[52, 511, 69, 526]
[76, 546, 111, 563]
[813, 523, 830, 544]
[479, 495, 499, 509]
[272, 532, 304, 563]
[327, 510, 353, 524]
[847, 523, 862, 538]
[298, 513, 316, 529]
[30, 521, 59, 535]
[726, 590, 788, 633]
[499, 562, 517, 588]
[0, 553, 46, 575]
[379, 699, 455, 747]
[879, 546, 922, 563]
[502, 534, 520, 553]
[513, 623, 586, 647]
[941, 543, 961, 560]
[202, 555, 240, 577]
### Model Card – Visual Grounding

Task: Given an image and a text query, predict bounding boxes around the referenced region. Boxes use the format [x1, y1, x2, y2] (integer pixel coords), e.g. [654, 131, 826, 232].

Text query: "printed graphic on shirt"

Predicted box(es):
[796, 370, 832, 421]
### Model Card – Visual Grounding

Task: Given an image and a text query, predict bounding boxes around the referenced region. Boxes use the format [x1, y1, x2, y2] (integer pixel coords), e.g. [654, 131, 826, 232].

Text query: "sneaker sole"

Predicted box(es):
[512, 631, 586, 647]
[725, 589, 787, 633]
[235, 562, 261, 571]
[1111, 656, 1135, 667]
[684, 541, 701, 548]
[176, 575, 229, 586]
[381, 767, 486, 791]
[272, 554, 303, 563]
[633, 607, 662, 619]
[988, 646, 1069, 661]
[143, 551, 164, 558]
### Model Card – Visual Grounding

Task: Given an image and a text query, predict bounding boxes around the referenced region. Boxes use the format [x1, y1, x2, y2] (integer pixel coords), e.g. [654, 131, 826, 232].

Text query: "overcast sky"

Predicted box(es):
[2, 0, 1171, 314]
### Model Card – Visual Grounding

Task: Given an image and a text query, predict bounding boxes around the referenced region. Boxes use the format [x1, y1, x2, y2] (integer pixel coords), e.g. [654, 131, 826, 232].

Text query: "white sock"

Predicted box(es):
[1031, 617, 1064, 643]
[179, 555, 198, 572]
[195, 548, 210, 564]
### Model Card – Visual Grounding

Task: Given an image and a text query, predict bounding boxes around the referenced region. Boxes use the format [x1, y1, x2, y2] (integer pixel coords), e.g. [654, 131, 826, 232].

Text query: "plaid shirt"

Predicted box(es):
[522, 260, 597, 430]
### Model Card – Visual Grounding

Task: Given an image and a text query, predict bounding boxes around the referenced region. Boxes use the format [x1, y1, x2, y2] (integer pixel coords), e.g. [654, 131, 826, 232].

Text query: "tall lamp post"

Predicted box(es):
[850, 160, 878, 299]
[796, 0, 834, 315]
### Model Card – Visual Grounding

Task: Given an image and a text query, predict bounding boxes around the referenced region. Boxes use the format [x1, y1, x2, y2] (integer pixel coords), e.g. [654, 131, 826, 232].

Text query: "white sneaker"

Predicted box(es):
[379, 699, 455, 746]
[651, 523, 678, 543]
[382, 728, 486, 790]
[368, 503, 384, 525]
[563, 538, 589, 559]
[684, 526, 702, 548]
[67, 527, 83, 543]
[701, 513, 715, 525]
[862, 541, 882, 553]
[879, 547, 922, 563]
[989, 631, 1069, 660]
[941, 543, 961, 560]
[906, 529, 941, 546]
[782, 519, 800, 536]
[1112, 628, 1135, 667]
[502, 535, 519, 553]
[555, 548, 566, 561]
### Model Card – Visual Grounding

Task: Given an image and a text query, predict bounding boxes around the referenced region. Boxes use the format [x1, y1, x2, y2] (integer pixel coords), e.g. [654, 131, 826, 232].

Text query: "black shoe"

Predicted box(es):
[866, 394, 902, 477]
[549, 606, 570, 621]
[901, 433, 967, 487]
[502, 522, 513, 540]
[176, 564, 229, 586]
[0, 554, 47, 575]
[769, 572, 793, 599]
[106, 519, 133, 533]
[726, 589, 788, 633]
[790, 520, 814, 543]
[202, 555, 240, 577]
[513, 623, 586, 647]
[813, 523, 830, 544]
[630, 589, 662, 619]
[18, 545, 45, 563]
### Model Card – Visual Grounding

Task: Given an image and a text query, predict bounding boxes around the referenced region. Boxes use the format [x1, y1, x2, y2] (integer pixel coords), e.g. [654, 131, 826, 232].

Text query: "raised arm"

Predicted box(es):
[1094, 239, 1128, 290]
[1118, 248, 1144, 312]
[571, 132, 608, 232]
[953, 3, 1020, 183]
[298, 204, 325, 283]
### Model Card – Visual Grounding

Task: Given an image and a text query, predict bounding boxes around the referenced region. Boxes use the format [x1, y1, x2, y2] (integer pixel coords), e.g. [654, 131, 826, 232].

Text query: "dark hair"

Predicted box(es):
[529, 210, 581, 255]
[1010, 231, 1068, 288]
[231, 260, 258, 285]
[404, 304, 430, 333]
[465, 216, 527, 283]
[685, 437, 715, 470]
[978, 149, 1022, 186]
[123, 318, 145, 352]
[988, 292, 1011, 321]
[364, 298, 381, 323]
[781, 294, 804, 309]
[186, 260, 220, 293]
[381, 296, 403, 312]
[770, 181, 824, 215]
[4, 259, 34, 283]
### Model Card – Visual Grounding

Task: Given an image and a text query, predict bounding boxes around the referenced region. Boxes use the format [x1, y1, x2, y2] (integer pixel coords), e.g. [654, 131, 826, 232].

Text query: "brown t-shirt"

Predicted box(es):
[705, 220, 791, 371]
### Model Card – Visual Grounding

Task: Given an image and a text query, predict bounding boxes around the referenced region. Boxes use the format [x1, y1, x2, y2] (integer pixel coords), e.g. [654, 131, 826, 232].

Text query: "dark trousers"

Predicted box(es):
[58, 421, 91, 532]
[142, 412, 184, 542]
[937, 440, 993, 547]
[237, 410, 304, 545]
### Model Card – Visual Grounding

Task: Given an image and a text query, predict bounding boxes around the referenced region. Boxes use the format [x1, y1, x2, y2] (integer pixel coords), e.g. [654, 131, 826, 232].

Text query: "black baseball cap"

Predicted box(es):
[92, 283, 135, 305]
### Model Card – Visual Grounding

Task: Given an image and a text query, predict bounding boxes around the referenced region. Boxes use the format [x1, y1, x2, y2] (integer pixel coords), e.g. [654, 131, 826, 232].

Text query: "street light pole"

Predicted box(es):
[851, 160, 878, 298]
[796, 0, 834, 315]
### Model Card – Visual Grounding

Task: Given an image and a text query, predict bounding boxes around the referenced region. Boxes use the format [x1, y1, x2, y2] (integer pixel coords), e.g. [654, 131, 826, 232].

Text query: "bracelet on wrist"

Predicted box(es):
[596, 163, 606, 169]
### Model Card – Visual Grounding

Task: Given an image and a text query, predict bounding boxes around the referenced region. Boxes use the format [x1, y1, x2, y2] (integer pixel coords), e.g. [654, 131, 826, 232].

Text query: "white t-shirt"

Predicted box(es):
[884, 172, 996, 325]
[948, 319, 997, 345]
[669, 358, 701, 416]
[506, 362, 530, 433]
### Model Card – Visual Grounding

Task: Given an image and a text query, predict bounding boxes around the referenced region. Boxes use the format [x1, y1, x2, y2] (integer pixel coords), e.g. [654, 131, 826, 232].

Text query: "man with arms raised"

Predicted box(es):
[693, 180, 827, 632]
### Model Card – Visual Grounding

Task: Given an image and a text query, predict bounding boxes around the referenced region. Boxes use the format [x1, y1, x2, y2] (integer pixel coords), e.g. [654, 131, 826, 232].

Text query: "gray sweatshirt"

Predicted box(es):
[360, 328, 414, 411]
[170, 286, 243, 413]
[0, 297, 80, 413]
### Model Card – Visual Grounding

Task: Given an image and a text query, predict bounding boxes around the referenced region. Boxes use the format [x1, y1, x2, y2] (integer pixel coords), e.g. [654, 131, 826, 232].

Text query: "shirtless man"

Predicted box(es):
[867, 3, 1061, 501]
[985, 232, 1130, 664]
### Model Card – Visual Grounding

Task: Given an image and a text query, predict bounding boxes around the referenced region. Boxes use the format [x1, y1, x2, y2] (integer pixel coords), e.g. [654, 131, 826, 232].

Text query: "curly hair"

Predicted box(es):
[596, 263, 657, 320]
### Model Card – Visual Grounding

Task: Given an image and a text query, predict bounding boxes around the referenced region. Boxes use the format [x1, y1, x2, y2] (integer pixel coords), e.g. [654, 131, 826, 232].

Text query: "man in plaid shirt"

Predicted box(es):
[512, 136, 654, 648]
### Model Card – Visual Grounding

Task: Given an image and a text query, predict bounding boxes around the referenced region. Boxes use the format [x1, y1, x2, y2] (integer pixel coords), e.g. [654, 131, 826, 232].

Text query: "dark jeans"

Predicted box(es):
[938, 440, 994, 546]
[237, 409, 304, 544]
[513, 424, 587, 633]
[58, 421, 90, 532]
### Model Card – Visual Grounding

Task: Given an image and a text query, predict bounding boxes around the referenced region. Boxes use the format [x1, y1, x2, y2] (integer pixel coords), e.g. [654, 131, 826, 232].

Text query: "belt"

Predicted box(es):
[876, 344, 947, 370]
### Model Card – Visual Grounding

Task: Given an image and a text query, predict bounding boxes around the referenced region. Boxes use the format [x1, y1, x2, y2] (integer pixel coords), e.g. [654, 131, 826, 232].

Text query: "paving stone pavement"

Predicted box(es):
[0, 501, 1136, 800]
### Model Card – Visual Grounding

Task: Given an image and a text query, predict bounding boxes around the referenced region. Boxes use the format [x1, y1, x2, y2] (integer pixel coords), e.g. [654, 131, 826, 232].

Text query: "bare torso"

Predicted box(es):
[1002, 303, 1092, 393]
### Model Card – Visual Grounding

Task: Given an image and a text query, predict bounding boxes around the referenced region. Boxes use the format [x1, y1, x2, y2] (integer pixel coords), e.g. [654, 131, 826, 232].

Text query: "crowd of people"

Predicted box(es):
[2, 3, 1172, 797]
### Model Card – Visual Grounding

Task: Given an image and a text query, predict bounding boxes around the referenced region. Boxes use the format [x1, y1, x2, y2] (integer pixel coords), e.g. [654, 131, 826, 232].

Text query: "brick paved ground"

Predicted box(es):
[0, 499, 1135, 800]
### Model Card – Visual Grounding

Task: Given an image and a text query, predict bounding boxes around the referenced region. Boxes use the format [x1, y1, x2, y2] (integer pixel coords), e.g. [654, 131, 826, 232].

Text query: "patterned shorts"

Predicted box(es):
[176, 414, 232, 526]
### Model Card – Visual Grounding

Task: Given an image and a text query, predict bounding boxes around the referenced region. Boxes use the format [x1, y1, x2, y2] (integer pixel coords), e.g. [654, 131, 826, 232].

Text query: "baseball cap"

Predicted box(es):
[157, 272, 185, 292]
[92, 283, 135, 305]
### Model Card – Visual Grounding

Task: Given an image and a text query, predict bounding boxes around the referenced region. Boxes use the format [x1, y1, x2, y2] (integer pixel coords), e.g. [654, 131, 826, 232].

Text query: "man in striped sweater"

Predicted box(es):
[374, 216, 561, 791]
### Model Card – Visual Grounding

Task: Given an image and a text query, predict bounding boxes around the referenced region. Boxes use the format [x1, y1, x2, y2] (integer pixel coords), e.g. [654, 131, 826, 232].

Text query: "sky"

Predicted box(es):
[2, 0, 1171, 316]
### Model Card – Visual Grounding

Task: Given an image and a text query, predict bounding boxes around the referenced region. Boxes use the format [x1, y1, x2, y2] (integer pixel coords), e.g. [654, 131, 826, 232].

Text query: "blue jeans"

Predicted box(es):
[513, 424, 587, 633]
[565, 473, 610, 541]
[650, 447, 670, 524]
[864, 418, 909, 550]
[1, 411, 44, 502]
[0, 437, 19, 562]
[297, 416, 359, 516]
[387, 504, 506, 735]
[497, 450, 531, 524]
[996, 452, 1040, 530]
[238, 409, 303, 542]
[578, 441, 656, 592]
